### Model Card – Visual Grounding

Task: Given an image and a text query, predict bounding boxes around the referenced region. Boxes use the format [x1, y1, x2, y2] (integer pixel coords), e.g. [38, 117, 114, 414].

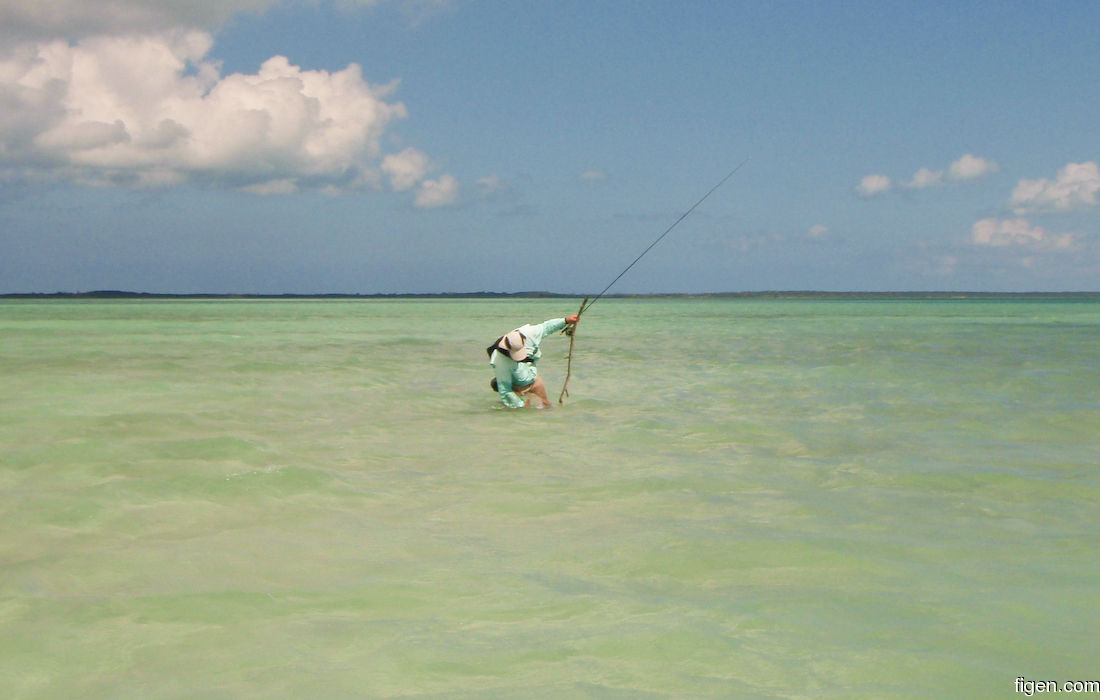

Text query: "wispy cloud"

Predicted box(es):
[476, 175, 508, 194]
[0, 0, 272, 40]
[0, 0, 446, 40]
[241, 178, 299, 196]
[580, 169, 607, 181]
[971, 218, 1080, 250]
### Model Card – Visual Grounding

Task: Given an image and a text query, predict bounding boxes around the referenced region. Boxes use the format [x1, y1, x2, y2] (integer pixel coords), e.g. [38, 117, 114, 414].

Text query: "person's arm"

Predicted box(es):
[527, 317, 568, 345]
[499, 388, 526, 408]
[542, 314, 578, 336]
[541, 317, 568, 336]
[520, 315, 578, 363]
[493, 362, 526, 408]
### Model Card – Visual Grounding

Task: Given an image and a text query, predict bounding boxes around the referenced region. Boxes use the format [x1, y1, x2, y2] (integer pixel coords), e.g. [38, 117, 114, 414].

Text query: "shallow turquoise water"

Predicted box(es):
[1, 298, 1097, 698]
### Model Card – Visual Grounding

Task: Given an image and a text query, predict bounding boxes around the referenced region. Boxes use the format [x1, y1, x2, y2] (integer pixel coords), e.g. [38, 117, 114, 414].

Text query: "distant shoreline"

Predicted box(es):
[3, 290, 1098, 300]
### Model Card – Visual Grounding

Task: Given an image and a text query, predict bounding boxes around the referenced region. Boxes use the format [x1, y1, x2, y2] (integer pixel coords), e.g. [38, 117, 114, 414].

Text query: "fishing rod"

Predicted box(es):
[558, 158, 747, 403]
[579, 157, 748, 316]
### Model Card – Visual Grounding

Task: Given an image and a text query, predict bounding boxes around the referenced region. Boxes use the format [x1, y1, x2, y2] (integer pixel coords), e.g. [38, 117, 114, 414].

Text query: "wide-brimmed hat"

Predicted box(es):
[502, 330, 527, 361]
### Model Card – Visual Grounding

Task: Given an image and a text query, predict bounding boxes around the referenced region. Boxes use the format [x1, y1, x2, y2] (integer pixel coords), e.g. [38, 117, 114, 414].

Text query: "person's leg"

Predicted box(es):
[509, 364, 543, 407]
[525, 375, 552, 407]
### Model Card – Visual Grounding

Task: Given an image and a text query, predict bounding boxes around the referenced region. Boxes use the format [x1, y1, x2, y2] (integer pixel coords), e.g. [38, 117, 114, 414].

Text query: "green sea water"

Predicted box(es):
[1, 297, 1097, 698]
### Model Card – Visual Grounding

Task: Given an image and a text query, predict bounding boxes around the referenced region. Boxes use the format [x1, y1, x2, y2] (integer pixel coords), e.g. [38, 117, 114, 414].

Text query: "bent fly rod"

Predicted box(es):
[558, 158, 748, 404]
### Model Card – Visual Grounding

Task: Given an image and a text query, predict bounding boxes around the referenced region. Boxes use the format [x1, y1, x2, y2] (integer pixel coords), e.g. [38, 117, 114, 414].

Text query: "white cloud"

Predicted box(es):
[382, 147, 432, 191]
[855, 174, 892, 197]
[1010, 161, 1100, 214]
[863, 153, 998, 196]
[0, 30, 460, 195]
[0, 0, 276, 41]
[807, 224, 829, 238]
[905, 167, 944, 189]
[415, 174, 458, 208]
[971, 218, 1080, 250]
[948, 153, 998, 180]
[381, 147, 463, 205]
[0, 0, 449, 42]
[580, 169, 607, 181]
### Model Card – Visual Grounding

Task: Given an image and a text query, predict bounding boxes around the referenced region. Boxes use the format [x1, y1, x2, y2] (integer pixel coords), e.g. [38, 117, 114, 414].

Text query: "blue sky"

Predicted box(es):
[1, 0, 1097, 293]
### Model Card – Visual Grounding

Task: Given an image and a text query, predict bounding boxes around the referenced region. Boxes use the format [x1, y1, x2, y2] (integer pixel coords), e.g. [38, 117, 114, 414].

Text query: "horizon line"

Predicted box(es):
[3, 290, 1099, 300]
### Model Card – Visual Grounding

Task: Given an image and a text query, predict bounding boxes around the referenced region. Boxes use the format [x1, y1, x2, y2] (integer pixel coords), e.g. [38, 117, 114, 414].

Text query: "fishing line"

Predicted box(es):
[579, 157, 748, 316]
[558, 158, 747, 404]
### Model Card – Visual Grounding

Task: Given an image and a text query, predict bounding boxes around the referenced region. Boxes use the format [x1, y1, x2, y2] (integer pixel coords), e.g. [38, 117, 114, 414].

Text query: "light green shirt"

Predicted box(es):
[489, 317, 568, 408]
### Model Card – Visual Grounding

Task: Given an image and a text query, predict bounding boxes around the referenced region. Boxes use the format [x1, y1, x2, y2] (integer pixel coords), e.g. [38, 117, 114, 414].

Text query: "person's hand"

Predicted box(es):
[565, 314, 579, 324]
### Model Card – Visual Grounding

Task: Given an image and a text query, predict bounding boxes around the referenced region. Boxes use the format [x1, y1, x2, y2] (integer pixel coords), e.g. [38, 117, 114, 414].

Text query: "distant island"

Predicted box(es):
[3, 290, 1098, 300]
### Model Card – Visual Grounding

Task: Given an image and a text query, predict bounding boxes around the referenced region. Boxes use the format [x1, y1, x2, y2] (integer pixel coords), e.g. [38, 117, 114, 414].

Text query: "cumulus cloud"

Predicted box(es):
[948, 153, 998, 180]
[0, 29, 456, 200]
[414, 174, 458, 208]
[861, 153, 997, 196]
[1010, 161, 1099, 214]
[855, 174, 892, 197]
[971, 218, 1080, 250]
[382, 147, 432, 191]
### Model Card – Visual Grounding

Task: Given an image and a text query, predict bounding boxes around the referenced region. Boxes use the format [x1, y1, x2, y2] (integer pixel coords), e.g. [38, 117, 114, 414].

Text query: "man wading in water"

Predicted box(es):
[487, 314, 578, 408]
